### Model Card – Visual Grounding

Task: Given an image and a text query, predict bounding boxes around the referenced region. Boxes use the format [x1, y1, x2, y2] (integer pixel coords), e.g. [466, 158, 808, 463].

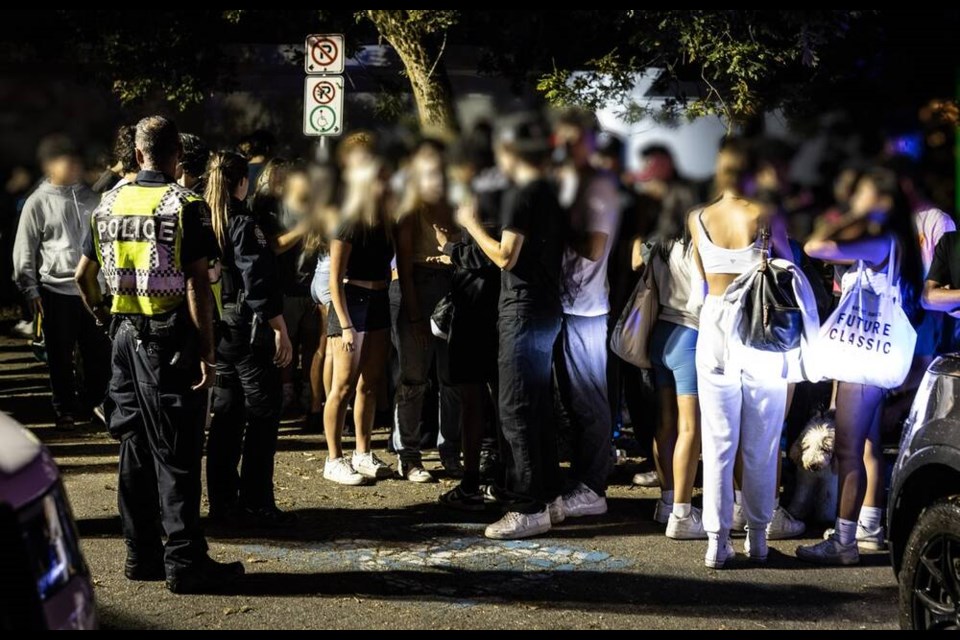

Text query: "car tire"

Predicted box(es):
[899, 496, 960, 630]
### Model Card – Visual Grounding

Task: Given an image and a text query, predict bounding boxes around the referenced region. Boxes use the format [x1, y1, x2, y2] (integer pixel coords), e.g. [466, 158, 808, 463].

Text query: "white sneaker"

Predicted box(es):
[744, 528, 768, 562]
[732, 502, 747, 532]
[666, 507, 708, 540]
[12, 320, 33, 339]
[822, 525, 887, 551]
[705, 536, 736, 569]
[485, 510, 551, 540]
[352, 452, 393, 480]
[561, 483, 608, 518]
[324, 457, 367, 486]
[797, 533, 859, 565]
[548, 496, 566, 525]
[766, 506, 806, 540]
[653, 499, 673, 525]
[399, 461, 436, 484]
[632, 470, 660, 487]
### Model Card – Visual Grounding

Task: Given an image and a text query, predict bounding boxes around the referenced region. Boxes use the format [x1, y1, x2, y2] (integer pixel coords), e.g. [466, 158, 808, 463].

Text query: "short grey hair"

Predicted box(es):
[135, 116, 180, 166]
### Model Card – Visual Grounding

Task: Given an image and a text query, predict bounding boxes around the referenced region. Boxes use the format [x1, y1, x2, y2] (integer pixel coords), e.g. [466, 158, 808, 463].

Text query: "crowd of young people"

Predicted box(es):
[11, 108, 955, 579]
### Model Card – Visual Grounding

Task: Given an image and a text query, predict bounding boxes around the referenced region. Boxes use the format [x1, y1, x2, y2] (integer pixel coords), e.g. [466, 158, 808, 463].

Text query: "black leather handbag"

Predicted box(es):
[739, 223, 803, 352]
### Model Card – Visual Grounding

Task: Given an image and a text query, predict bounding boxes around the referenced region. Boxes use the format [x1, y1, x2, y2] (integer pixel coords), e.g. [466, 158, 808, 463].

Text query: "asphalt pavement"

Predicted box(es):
[0, 335, 898, 629]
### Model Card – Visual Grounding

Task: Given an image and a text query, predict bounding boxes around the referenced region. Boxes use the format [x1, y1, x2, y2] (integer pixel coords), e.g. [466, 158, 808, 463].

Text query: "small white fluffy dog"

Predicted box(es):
[786, 411, 838, 524]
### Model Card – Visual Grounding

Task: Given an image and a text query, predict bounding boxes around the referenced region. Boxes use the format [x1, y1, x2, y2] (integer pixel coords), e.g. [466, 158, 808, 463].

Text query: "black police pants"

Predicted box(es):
[207, 321, 282, 513]
[40, 289, 111, 419]
[109, 320, 207, 574]
[496, 311, 563, 514]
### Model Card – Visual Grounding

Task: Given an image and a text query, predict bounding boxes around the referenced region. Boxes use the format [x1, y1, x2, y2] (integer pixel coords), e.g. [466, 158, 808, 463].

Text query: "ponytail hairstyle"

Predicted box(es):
[204, 151, 248, 250]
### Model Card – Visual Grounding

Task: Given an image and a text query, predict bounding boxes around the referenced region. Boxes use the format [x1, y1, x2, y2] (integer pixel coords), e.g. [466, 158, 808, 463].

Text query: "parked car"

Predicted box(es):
[889, 354, 960, 630]
[0, 412, 97, 630]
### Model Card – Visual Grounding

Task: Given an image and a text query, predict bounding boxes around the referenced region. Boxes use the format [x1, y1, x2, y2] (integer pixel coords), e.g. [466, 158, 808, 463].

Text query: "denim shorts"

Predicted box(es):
[649, 320, 699, 396]
[327, 284, 390, 336]
[311, 254, 332, 306]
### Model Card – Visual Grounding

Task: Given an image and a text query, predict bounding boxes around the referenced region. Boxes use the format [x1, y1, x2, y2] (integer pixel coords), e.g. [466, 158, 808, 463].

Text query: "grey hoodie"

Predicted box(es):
[13, 180, 100, 299]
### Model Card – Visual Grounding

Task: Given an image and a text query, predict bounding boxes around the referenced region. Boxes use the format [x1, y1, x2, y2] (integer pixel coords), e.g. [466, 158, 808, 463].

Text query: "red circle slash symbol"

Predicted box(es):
[310, 37, 339, 68]
[313, 81, 336, 105]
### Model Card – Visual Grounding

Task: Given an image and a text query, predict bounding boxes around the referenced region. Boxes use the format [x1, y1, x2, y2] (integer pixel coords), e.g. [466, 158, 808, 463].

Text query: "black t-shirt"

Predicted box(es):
[258, 205, 317, 297]
[333, 220, 394, 282]
[928, 231, 960, 289]
[499, 178, 567, 316]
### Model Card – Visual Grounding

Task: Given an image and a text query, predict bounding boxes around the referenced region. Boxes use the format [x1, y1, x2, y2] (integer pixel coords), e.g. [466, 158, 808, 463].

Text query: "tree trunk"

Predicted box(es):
[366, 11, 458, 138]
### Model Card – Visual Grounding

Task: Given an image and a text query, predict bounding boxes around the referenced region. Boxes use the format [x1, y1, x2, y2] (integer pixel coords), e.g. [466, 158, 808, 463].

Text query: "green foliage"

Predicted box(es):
[358, 10, 459, 35]
[539, 10, 863, 127]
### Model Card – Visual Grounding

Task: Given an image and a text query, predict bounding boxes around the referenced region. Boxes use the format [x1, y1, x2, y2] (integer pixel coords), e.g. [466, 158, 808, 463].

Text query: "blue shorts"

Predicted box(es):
[311, 254, 332, 306]
[650, 320, 699, 396]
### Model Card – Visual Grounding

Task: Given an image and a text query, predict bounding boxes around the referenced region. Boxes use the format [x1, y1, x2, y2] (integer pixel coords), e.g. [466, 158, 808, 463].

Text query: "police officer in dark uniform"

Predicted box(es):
[75, 116, 244, 594]
[202, 151, 295, 527]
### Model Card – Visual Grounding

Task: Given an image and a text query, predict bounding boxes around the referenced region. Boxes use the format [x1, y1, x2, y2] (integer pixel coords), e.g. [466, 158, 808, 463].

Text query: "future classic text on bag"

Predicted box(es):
[817, 238, 916, 388]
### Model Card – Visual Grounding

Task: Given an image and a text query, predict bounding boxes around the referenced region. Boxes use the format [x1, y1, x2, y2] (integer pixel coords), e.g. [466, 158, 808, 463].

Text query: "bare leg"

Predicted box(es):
[834, 382, 885, 520]
[862, 395, 885, 509]
[673, 394, 701, 504]
[323, 334, 364, 459]
[654, 387, 678, 492]
[323, 341, 334, 398]
[309, 305, 329, 415]
[354, 329, 389, 455]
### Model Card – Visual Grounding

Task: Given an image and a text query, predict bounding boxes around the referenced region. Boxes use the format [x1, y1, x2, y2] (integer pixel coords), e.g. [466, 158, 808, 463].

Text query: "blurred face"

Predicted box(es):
[283, 172, 311, 217]
[413, 155, 446, 205]
[342, 146, 375, 176]
[554, 123, 592, 169]
[833, 168, 859, 206]
[849, 177, 892, 217]
[494, 143, 517, 179]
[43, 156, 82, 186]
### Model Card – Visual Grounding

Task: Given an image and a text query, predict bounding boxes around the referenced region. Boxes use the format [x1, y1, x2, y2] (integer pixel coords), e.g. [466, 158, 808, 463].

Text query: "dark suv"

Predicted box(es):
[890, 354, 960, 630]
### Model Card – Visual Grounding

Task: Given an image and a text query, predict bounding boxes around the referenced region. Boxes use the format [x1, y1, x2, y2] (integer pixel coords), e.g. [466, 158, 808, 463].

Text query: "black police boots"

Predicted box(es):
[165, 557, 245, 594]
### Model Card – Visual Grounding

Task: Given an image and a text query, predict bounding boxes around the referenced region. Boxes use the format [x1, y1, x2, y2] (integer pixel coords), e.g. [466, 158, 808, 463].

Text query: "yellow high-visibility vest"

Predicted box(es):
[91, 182, 200, 316]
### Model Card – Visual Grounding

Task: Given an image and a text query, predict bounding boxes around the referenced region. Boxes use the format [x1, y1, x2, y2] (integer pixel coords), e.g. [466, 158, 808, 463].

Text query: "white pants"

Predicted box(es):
[696, 296, 788, 535]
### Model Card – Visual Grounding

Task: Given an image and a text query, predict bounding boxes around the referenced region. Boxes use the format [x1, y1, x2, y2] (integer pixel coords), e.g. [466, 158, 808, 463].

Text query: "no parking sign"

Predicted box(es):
[304, 34, 344, 74]
[303, 34, 345, 138]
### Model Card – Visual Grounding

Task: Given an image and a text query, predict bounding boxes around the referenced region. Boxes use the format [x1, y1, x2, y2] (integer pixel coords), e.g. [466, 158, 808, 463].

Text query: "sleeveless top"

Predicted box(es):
[696, 210, 763, 275]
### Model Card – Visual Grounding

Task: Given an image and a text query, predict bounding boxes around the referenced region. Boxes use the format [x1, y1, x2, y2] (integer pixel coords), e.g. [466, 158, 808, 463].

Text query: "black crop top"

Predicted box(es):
[333, 221, 394, 281]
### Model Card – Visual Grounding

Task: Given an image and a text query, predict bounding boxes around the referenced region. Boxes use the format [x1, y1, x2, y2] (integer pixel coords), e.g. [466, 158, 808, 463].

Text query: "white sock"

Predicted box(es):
[673, 502, 692, 518]
[661, 490, 675, 505]
[835, 517, 857, 546]
[734, 490, 743, 505]
[858, 506, 883, 532]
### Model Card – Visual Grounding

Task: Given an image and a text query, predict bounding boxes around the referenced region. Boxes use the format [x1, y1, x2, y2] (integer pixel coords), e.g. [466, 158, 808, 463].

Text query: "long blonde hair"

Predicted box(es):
[341, 158, 391, 233]
[204, 151, 248, 250]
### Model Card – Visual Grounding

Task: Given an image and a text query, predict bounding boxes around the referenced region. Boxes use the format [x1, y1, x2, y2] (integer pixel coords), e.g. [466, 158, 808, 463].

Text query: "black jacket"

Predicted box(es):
[221, 198, 283, 323]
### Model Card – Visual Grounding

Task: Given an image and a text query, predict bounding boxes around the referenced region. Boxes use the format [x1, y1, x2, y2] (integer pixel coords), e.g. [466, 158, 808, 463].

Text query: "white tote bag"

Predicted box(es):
[818, 239, 916, 388]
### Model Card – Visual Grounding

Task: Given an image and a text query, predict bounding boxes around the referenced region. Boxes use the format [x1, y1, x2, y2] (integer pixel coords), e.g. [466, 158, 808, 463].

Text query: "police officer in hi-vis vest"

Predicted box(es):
[75, 116, 244, 594]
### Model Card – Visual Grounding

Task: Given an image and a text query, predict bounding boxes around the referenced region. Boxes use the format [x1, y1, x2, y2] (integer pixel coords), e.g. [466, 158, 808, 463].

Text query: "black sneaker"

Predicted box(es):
[166, 557, 245, 594]
[480, 484, 508, 504]
[439, 485, 485, 512]
[54, 415, 75, 431]
[479, 450, 499, 483]
[242, 505, 299, 528]
[124, 555, 165, 582]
